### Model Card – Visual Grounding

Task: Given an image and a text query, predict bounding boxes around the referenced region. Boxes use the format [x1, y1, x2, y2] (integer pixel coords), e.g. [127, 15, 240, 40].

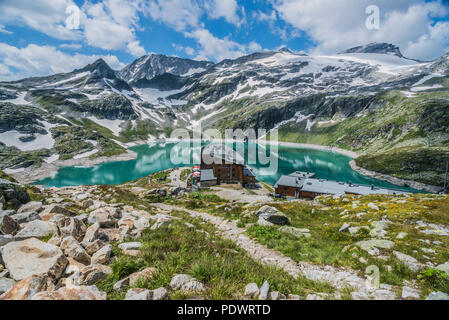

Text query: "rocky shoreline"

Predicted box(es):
[10, 150, 138, 186]
[350, 160, 442, 193]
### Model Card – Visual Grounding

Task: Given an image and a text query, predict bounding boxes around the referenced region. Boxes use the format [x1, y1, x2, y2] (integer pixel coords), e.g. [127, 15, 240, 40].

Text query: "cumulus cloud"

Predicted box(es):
[145, 0, 203, 31]
[185, 28, 262, 62]
[0, 43, 125, 81]
[272, 0, 449, 60]
[0, 0, 82, 40]
[207, 0, 245, 27]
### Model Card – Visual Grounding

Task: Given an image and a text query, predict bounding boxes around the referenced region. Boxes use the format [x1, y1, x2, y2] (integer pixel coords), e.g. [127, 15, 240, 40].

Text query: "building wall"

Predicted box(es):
[213, 163, 244, 183]
[275, 186, 298, 198]
[298, 191, 319, 199]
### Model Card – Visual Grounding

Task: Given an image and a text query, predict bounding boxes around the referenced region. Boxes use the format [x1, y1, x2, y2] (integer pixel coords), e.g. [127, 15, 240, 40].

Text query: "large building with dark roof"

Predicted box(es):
[275, 171, 408, 199]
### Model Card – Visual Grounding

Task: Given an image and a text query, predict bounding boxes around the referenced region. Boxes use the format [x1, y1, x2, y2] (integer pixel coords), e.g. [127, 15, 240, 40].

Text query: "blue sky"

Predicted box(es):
[0, 0, 448, 80]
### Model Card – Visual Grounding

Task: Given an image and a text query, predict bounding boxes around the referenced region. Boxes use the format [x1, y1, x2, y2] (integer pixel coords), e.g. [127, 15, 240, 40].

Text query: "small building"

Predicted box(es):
[275, 171, 408, 199]
[198, 143, 257, 187]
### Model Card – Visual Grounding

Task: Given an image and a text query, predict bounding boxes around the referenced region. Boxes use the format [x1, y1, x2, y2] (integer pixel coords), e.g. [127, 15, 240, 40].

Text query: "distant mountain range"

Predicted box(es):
[0, 43, 448, 186]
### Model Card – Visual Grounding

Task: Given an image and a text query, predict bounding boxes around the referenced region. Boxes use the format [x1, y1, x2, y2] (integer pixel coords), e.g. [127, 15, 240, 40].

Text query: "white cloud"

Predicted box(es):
[0, 43, 125, 81]
[272, 0, 449, 60]
[126, 40, 146, 57]
[185, 28, 262, 62]
[208, 0, 245, 27]
[145, 0, 203, 31]
[0, 0, 82, 40]
[60, 43, 83, 50]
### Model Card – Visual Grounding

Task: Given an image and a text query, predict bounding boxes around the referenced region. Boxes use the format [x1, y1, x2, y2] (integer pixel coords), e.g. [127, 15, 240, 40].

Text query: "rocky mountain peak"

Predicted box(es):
[339, 43, 404, 58]
[80, 59, 116, 79]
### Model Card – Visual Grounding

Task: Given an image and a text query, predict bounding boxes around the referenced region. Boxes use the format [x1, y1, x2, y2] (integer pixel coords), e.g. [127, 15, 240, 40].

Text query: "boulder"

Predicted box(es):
[279, 226, 311, 238]
[401, 286, 420, 299]
[77, 264, 112, 286]
[81, 222, 100, 246]
[31, 285, 107, 300]
[0, 179, 30, 208]
[63, 257, 86, 277]
[426, 291, 449, 300]
[244, 283, 259, 298]
[56, 217, 86, 242]
[354, 240, 394, 255]
[269, 291, 286, 300]
[91, 244, 111, 265]
[1, 238, 68, 281]
[85, 239, 104, 255]
[60, 237, 91, 265]
[393, 251, 426, 272]
[259, 281, 270, 300]
[339, 223, 351, 232]
[169, 274, 194, 290]
[0, 214, 20, 235]
[118, 242, 142, 251]
[41, 204, 75, 216]
[436, 261, 449, 276]
[0, 234, 14, 247]
[88, 208, 116, 228]
[113, 277, 130, 292]
[15, 220, 58, 239]
[181, 280, 205, 293]
[17, 202, 43, 214]
[0, 277, 16, 294]
[125, 288, 152, 300]
[0, 275, 51, 300]
[152, 287, 168, 300]
[11, 211, 40, 224]
[255, 206, 289, 225]
[129, 267, 157, 286]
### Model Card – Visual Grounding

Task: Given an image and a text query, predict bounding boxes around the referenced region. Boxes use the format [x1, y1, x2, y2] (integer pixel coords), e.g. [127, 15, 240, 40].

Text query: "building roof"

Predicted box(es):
[202, 143, 245, 165]
[301, 178, 408, 196]
[200, 169, 217, 182]
[243, 167, 256, 177]
[289, 171, 316, 179]
[274, 175, 305, 189]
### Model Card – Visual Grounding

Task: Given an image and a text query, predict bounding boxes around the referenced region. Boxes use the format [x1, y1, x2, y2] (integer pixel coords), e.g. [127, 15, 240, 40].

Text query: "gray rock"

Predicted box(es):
[41, 204, 75, 216]
[268, 291, 285, 300]
[436, 261, 449, 276]
[244, 283, 259, 298]
[169, 274, 193, 290]
[81, 222, 100, 246]
[396, 232, 408, 240]
[181, 280, 206, 293]
[113, 277, 130, 292]
[306, 294, 325, 300]
[31, 285, 107, 300]
[0, 277, 16, 294]
[125, 288, 152, 300]
[426, 291, 449, 300]
[393, 251, 426, 272]
[91, 244, 111, 265]
[152, 287, 168, 300]
[118, 242, 142, 250]
[0, 234, 14, 246]
[401, 286, 420, 299]
[279, 226, 311, 238]
[255, 206, 289, 225]
[0, 214, 20, 235]
[17, 201, 43, 214]
[287, 294, 301, 300]
[60, 236, 91, 265]
[1, 238, 68, 281]
[354, 239, 394, 255]
[339, 223, 351, 232]
[15, 220, 58, 239]
[56, 217, 87, 242]
[11, 211, 40, 224]
[76, 264, 112, 286]
[88, 208, 116, 227]
[257, 216, 275, 227]
[259, 281, 270, 300]
[85, 239, 104, 255]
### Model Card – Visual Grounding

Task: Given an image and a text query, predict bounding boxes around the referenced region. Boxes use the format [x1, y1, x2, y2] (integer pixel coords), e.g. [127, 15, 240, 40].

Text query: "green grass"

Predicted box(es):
[97, 211, 334, 300]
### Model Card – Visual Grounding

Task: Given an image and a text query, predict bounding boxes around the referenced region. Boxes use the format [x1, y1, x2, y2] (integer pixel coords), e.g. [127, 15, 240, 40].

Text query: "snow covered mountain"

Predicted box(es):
[0, 42, 448, 176]
[118, 53, 214, 84]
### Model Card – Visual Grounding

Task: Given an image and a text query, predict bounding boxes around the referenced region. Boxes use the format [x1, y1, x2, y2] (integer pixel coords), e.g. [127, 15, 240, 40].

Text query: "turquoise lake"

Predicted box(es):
[34, 142, 417, 192]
